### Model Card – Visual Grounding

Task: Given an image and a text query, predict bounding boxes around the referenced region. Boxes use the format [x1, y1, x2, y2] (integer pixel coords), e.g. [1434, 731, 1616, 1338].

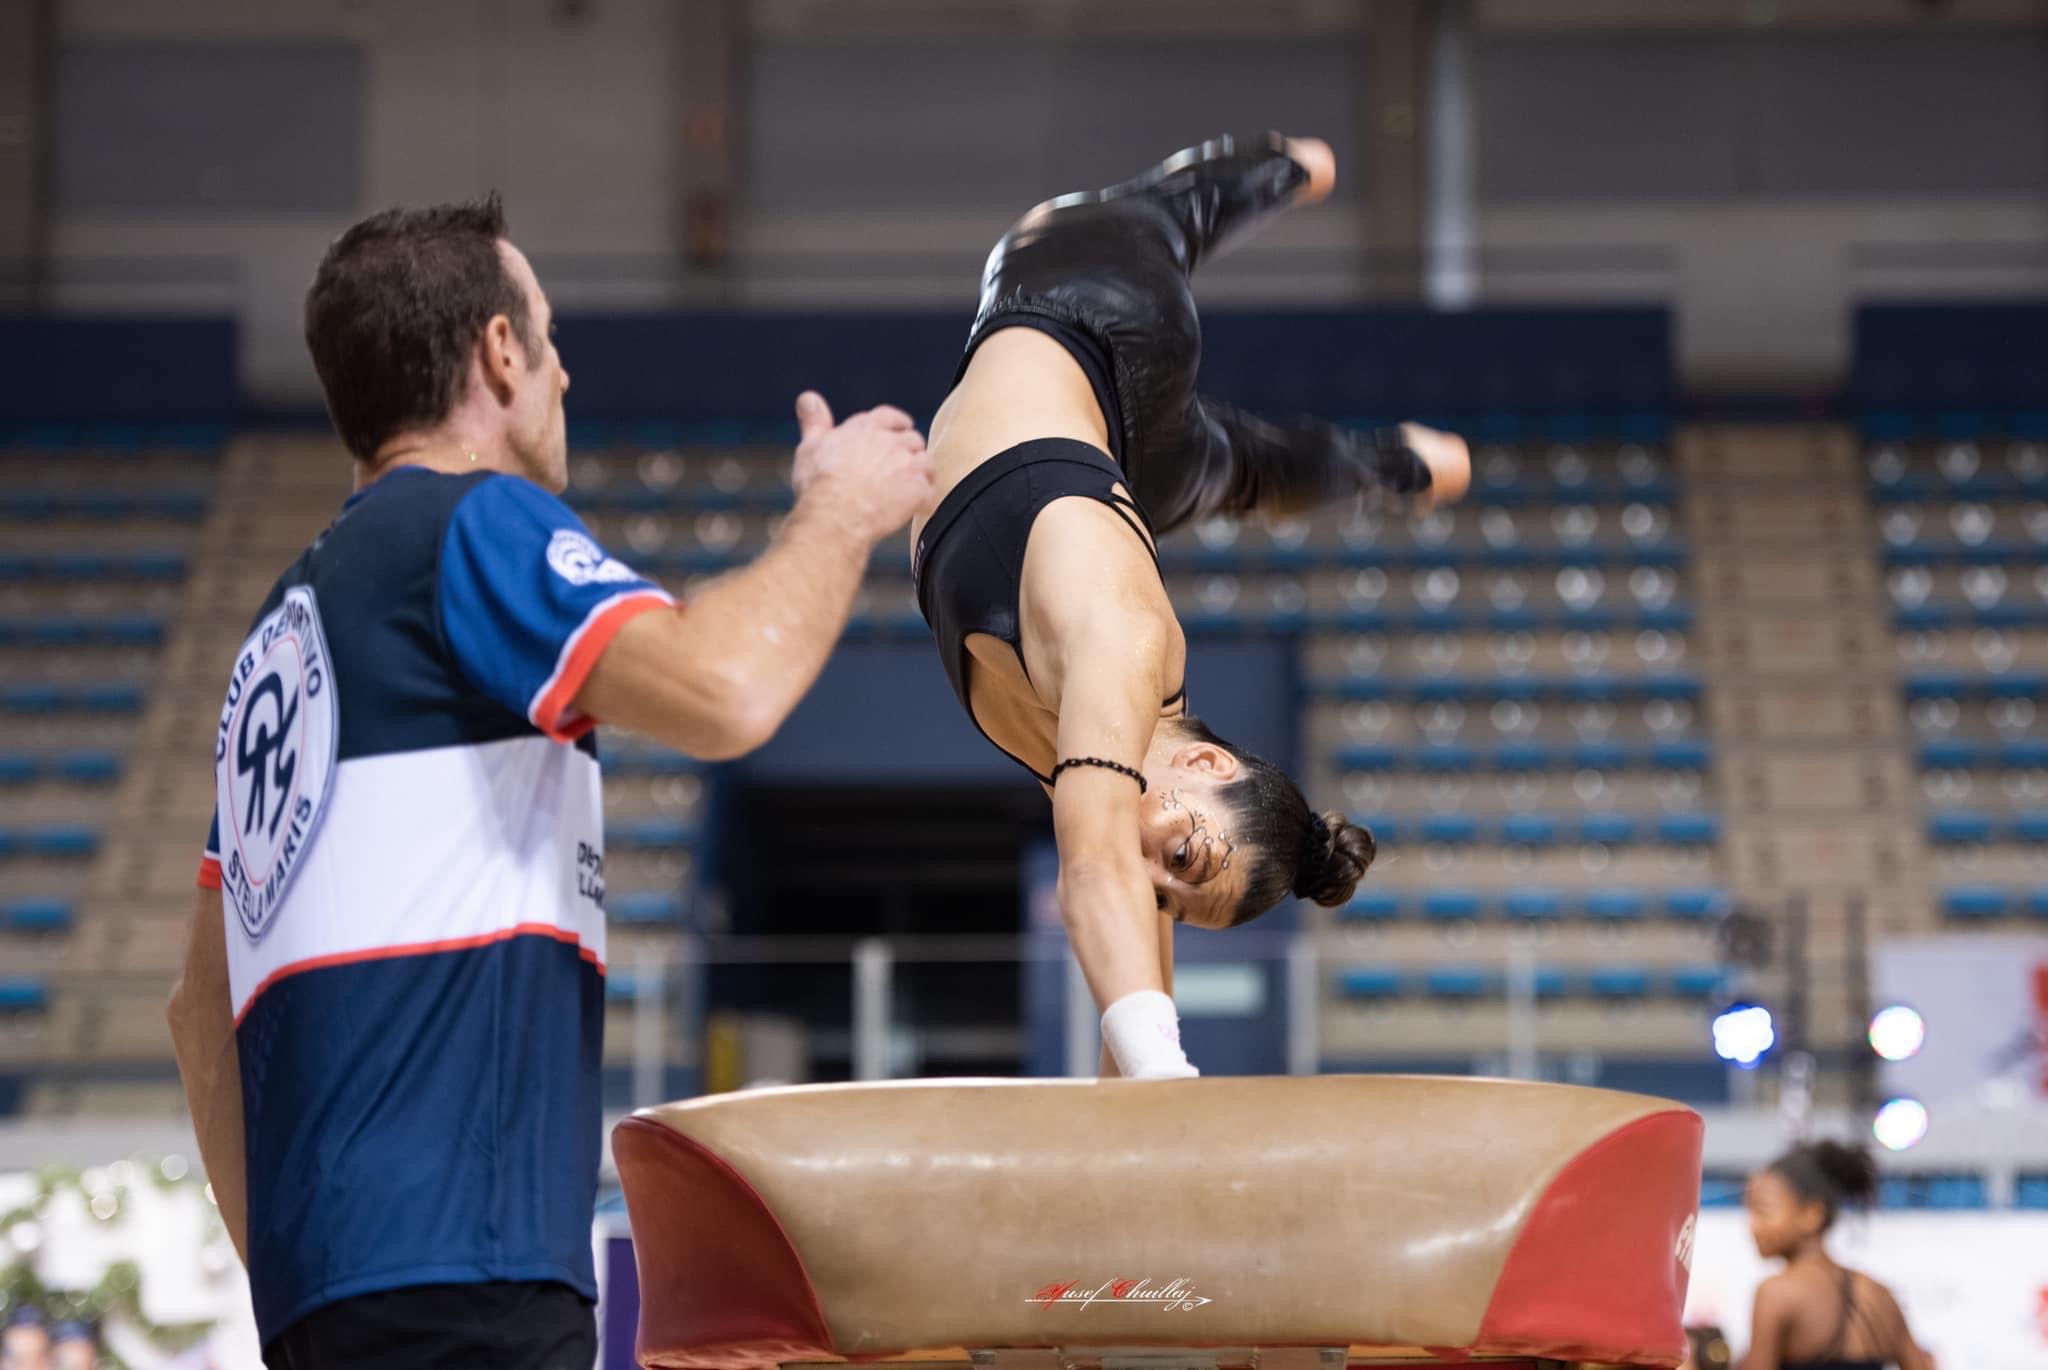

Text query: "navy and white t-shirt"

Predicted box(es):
[197, 467, 671, 1343]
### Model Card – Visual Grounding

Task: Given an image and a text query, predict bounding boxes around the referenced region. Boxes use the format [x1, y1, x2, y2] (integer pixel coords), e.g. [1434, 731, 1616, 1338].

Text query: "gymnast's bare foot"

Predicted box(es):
[1401, 422, 1471, 509]
[1282, 136, 1337, 206]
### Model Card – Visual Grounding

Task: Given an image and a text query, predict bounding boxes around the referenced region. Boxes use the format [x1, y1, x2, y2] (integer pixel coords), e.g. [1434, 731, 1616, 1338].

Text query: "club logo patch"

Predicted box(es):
[215, 586, 338, 941]
[545, 529, 639, 587]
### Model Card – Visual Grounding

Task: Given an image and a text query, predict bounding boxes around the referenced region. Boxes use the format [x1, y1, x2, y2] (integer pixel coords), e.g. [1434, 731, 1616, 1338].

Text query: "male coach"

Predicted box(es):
[166, 195, 932, 1369]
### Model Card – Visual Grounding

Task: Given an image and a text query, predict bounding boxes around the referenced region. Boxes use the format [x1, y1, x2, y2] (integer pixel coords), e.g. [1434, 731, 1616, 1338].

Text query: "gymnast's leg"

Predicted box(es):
[968, 132, 1468, 534]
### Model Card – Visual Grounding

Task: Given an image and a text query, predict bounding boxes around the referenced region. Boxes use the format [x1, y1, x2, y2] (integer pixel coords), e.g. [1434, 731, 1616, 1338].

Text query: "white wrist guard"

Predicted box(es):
[1100, 989, 1199, 1079]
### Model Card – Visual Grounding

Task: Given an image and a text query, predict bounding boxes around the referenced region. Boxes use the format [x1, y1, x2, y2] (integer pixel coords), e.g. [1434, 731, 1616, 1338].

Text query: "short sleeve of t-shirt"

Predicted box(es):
[198, 808, 222, 889]
[437, 475, 674, 742]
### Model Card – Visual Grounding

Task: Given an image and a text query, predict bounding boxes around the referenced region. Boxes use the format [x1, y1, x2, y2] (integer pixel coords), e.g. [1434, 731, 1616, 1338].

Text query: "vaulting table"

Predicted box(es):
[614, 1076, 1703, 1369]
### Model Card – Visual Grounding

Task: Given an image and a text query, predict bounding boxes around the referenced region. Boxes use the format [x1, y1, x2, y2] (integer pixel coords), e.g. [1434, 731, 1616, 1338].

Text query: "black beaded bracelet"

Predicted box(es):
[1050, 756, 1148, 793]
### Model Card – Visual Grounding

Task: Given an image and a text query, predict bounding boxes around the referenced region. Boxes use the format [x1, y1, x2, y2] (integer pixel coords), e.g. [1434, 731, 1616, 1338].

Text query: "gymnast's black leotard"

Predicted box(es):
[915, 134, 1429, 778]
[1782, 1270, 1884, 1370]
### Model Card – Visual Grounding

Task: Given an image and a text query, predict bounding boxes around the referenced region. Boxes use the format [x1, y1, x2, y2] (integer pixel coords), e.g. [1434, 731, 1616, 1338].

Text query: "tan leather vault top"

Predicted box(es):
[615, 1075, 1703, 1369]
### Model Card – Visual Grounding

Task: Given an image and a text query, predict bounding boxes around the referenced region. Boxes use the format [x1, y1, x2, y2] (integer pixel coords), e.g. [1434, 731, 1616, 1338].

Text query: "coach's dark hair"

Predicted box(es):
[1176, 715, 1376, 926]
[1767, 1140, 1879, 1230]
[304, 193, 537, 461]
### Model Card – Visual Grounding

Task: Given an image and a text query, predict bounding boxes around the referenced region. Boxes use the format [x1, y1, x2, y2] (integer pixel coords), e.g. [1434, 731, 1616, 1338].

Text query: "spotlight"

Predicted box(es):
[1868, 1004, 1926, 1063]
[1711, 1002, 1776, 1068]
[1873, 1097, 1930, 1152]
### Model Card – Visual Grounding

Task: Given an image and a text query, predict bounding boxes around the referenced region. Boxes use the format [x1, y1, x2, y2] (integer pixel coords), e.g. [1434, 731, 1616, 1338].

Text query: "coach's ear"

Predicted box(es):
[480, 314, 525, 403]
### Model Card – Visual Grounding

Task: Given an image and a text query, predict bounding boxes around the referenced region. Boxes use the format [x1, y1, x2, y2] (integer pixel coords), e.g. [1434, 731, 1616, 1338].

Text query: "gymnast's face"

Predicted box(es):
[496, 241, 572, 493]
[1139, 744, 1247, 930]
[1743, 1168, 1822, 1260]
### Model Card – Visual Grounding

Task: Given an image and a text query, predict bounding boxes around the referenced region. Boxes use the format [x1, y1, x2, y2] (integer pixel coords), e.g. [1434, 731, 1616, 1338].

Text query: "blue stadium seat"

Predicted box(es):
[2000, 740, 2048, 770]
[1918, 740, 1981, 770]
[102, 614, 164, 647]
[56, 752, 120, 783]
[1578, 814, 1636, 846]
[1333, 745, 1400, 772]
[1415, 745, 1478, 773]
[1336, 891, 1401, 923]
[1500, 814, 1560, 847]
[4, 899, 72, 933]
[1699, 1174, 1747, 1209]
[2011, 812, 2048, 844]
[1493, 742, 1555, 771]
[1902, 674, 1970, 701]
[2017, 1174, 2048, 1210]
[128, 552, 189, 580]
[0, 754, 35, 784]
[1589, 967, 1652, 999]
[2027, 889, 2048, 921]
[1928, 812, 1995, 845]
[29, 826, 98, 857]
[1421, 890, 1483, 922]
[1530, 968, 1572, 999]
[1336, 968, 1403, 1000]
[609, 818, 696, 849]
[1586, 889, 1646, 922]
[1422, 967, 1494, 1000]
[1669, 966, 1728, 998]
[1569, 742, 1630, 772]
[77, 683, 145, 712]
[1, 685, 62, 713]
[610, 891, 682, 924]
[1420, 815, 1480, 845]
[1639, 676, 1704, 701]
[1881, 1174, 1988, 1210]
[0, 979, 49, 1013]
[1942, 886, 2008, 919]
[1504, 889, 1564, 921]
[1649, 740, 1712, 771]
[1353, 816, 1398, 845]
[1656, 813, 1720, 846]
[1665, 888, 1729, 921]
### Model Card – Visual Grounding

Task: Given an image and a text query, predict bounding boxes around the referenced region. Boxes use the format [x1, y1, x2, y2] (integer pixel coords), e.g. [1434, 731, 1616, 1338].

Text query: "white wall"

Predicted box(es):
[1482, 198, 2048, 392]
[49, 0, 682, 402]
[39, 2, 2048, 404]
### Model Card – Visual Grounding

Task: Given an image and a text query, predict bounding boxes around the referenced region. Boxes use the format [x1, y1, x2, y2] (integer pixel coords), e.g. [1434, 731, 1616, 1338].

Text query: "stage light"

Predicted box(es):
[1873, 1097, 1929, 1152]
[1711, 1002, 1775, 1068]
[1868, 1004, 1926, 1063]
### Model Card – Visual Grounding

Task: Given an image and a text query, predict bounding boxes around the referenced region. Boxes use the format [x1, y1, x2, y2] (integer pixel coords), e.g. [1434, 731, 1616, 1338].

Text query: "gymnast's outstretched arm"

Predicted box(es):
[1045, 611, 1197, 1079]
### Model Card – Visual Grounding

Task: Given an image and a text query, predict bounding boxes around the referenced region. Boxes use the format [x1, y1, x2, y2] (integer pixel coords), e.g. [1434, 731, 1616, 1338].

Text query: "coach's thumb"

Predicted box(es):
[795, 391, 834, 441]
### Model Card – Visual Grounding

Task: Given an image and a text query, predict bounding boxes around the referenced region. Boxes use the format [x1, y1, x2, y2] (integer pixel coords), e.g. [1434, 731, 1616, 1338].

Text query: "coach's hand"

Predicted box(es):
[791, 391, 935, 543]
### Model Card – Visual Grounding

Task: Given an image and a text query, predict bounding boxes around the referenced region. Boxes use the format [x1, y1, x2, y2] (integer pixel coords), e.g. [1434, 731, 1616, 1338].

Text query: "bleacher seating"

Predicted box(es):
[0, 430, 222, 1112]
[1278, 439, 1728, 1076]
[1873, 437, 2048, 926]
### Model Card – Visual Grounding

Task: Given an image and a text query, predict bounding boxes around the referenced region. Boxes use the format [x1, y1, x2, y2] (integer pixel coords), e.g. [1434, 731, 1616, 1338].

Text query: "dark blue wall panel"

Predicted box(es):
[1854, 301, 2048, 434]
[0, 317, 238, 425]
[555, 306, 1672, 431]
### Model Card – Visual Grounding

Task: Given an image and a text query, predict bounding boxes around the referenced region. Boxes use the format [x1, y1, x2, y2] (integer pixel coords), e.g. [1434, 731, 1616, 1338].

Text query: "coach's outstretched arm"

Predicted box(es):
[574, 392, 932, 758]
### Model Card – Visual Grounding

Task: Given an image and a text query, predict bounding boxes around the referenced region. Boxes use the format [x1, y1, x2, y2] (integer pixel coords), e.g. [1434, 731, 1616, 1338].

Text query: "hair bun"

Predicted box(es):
[1292, 811, 1377, 907]
[1806, 1139, 1880, 1208]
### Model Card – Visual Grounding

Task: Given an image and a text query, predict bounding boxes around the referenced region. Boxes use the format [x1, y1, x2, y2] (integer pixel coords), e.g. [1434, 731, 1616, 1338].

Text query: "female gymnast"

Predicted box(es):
[913, 133, 1470, 1078]
[1738, 1140, 1933, 1370]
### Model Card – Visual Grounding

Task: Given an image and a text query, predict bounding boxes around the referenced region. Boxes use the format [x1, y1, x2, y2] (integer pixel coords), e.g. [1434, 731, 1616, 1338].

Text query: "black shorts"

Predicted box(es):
[263, 1280, 596, 1370]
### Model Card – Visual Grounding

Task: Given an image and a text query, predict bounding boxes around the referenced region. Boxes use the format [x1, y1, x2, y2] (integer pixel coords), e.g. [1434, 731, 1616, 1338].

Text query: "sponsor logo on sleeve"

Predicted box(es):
[545, 529, 641, 588]
[215, 586, 338, 942]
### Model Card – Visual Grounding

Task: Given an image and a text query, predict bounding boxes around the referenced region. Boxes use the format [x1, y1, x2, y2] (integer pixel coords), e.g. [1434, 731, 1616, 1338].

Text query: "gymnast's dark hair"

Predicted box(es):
[304, 192, 538, 461]
[1767, 1140, 1880, 1230]
[1175, 715, 1376, 925]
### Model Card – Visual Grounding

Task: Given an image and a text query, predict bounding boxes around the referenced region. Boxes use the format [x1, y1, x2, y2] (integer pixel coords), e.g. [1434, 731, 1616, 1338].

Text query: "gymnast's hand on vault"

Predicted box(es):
[790, 391, 936, 544]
